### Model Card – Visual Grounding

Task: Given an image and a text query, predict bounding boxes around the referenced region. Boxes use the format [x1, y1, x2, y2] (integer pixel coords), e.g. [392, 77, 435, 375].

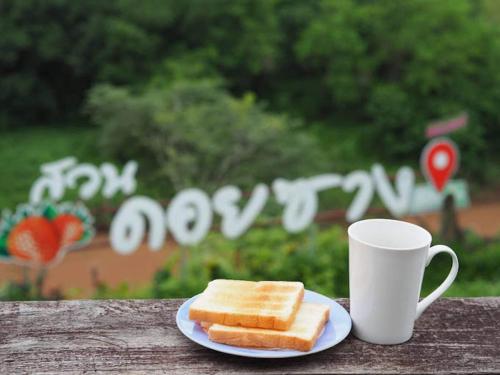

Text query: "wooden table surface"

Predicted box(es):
[0, 297, 498, 374]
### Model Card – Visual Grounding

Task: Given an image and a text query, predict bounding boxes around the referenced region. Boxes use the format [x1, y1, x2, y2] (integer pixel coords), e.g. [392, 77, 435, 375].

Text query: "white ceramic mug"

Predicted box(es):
[348, 219, 459, 344]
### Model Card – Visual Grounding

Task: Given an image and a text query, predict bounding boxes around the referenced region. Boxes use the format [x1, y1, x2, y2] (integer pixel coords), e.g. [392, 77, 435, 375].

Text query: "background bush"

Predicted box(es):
[152, 226, 500, 298]
[144, 225, 500, 299]
[86, 81, 326, 192]
[3, 225, 499, 301]
[151, 225, 349, 299]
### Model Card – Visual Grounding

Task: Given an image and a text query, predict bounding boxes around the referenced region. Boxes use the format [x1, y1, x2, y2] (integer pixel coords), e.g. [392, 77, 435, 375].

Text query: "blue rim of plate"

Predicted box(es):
[176, 289, 352, 358]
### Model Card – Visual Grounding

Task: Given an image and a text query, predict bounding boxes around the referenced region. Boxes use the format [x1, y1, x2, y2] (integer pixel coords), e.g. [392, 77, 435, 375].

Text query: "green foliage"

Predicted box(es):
[0, 0, 170, 123]
[1, 0, 500, 179]
[152, 225, 349, 298]
[295, 0, 500, 171]
[173, 0, 280, 78]
[297, 1, 500, 175]
[295, 0, 367, 109]
[92, 282, 151, 300]
[0, 269, 63, 301]
[0, 280, 34, 301]
[86, 81, 325, 192]
[445, 279, 500, 296]
[421, 231, 500, 296]
[0, 0, 278, 124]
[2, 226, 499, 301]
[149, 225, 500, 300]
[149, 49, 222, 88]
[0, 125, 99, 209]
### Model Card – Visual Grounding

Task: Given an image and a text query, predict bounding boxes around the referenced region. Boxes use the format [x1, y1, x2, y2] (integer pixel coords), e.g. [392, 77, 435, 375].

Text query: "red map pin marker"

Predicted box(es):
[420, 138, 459, 192]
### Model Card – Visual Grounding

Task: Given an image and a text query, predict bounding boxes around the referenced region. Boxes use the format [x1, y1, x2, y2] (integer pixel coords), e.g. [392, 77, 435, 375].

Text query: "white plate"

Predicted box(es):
[176, 289, 352, 358]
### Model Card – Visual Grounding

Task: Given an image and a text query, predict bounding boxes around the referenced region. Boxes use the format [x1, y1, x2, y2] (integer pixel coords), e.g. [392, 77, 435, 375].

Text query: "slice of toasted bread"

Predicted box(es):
[189, 279, 304, 330]
[206, 302, 330, 352]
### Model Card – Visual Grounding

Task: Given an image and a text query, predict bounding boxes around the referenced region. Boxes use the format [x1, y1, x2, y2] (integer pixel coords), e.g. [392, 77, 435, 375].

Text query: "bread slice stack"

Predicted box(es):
[189, 279, 330, 352]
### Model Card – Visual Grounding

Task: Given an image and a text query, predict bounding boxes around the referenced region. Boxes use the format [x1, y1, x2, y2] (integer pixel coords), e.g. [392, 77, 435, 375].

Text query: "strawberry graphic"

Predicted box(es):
[0, 201, 94, 266]
[53, 213, 84, 247]
[7, 216, 60, 263]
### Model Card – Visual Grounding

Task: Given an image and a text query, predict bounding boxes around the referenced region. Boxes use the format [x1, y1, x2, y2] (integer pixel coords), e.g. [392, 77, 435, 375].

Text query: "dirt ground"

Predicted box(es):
[0, 201, 498, 299]
[404, 201, 500, 239]
[0, 236, 177, 298]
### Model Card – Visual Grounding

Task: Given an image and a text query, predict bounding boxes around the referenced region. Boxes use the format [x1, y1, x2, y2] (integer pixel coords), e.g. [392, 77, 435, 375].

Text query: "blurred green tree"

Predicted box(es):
[295, 0, 500, 171]
[0, 0, 279, 124]
[1, 0, 499, 180]
[86, 81, 325, 192]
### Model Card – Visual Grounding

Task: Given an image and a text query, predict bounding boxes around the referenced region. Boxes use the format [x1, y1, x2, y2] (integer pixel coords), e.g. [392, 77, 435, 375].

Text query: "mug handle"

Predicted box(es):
[415, 245, 459, 320]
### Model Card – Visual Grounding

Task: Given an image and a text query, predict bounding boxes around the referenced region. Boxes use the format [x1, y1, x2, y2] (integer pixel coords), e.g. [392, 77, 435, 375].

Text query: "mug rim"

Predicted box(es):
[348, 218, 432, 251]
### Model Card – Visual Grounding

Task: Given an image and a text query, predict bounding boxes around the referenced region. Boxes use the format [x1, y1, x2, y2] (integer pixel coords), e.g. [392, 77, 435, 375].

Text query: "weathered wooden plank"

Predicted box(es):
[0, 298, 498, 374]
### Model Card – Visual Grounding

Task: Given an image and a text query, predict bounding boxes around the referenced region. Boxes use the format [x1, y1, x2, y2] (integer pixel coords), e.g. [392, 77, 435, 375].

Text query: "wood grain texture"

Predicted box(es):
[0, 298, 498, 374]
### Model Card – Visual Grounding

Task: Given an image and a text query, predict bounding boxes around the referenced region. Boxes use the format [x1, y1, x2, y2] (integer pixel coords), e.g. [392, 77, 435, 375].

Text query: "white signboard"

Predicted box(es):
[27, 158, 469, 255]
[408, 180, 470, 215]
